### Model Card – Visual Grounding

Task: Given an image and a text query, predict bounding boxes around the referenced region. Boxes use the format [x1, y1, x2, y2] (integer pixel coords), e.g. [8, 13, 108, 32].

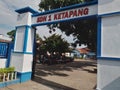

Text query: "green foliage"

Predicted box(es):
[38, 34, 70, 55]
[39, 0, 93, 11]
[0, 67, 15, 82]
[36, 33, 42, 41]
[7, 30, 16, 41]
[0, 67, 15, 74]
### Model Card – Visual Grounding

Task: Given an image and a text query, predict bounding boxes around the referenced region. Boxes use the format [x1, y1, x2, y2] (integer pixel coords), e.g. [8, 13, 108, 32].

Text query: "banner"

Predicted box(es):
[32, 4, 97, 26]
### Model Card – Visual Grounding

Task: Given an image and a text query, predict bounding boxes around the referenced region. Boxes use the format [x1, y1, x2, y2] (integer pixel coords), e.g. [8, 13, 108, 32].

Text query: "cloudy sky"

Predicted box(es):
[0, 0, 40, 34]
[0, 0, 74, 43]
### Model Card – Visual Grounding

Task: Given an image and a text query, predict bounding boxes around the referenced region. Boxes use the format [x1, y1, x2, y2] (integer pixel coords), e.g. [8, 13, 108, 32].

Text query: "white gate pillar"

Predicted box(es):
[10, 7, 37, 82]
[97, 0, 120, 90]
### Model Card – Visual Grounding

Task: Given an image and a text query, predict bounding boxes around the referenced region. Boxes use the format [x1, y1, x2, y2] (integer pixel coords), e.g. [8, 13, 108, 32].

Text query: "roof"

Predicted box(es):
[77, 47, 90, 54]
[0, 34, 12, 42]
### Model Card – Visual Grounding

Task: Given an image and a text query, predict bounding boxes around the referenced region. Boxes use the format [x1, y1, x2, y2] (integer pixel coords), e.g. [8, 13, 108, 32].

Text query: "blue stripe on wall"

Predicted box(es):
[97, 17, 102, 57]
[15, 25, 31, 53]
[13, 30, 17, 51]
[16, 25, 31, 29]
[23, 26, 29, 52]
[6, 43, 14, 67]
[12, 51, 33, 54]
[17, 72, 32, 83]
[99, 11, 120, 17]
[0, 79, 20, 88]
[97, 57, 120, 61]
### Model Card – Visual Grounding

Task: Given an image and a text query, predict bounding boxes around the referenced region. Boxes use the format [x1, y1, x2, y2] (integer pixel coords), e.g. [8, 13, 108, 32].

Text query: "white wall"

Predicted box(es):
[10, 53, 33, 72]
[26, 28, 34, 52]
[10, 53, 24, 72]
[0, 59, 7, 68]
[14, 27, 25, 52]
[97, 60, 120, 90]
[98, 0, 120, 90]
[22, 54, 33, 72]
[98, 0, 120, 15]
[101, 15, 120, 58]
[16, 12, 32, 26]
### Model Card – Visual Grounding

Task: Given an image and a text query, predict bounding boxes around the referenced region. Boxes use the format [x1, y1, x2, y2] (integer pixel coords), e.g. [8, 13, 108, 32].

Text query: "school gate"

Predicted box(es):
[8, 0, 120, 90]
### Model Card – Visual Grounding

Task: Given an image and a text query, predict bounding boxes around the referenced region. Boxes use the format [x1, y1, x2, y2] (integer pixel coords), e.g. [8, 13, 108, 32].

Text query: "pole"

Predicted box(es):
[31, 27, 37, 79]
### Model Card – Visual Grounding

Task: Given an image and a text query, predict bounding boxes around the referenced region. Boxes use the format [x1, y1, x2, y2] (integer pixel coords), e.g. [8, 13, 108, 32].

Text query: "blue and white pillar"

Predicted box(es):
[97, 0, 120, 90]
[10, 7, 37, 82]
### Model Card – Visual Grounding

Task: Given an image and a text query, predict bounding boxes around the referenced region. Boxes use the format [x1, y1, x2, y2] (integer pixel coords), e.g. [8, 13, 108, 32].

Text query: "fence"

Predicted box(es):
[0, 43, 8, 58]
[0, 72, 17, 82]
[0, 42, 14, 67]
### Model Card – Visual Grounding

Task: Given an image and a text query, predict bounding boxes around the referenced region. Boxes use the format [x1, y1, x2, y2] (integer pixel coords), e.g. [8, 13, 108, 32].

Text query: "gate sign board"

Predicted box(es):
[32, 2, 98, 26]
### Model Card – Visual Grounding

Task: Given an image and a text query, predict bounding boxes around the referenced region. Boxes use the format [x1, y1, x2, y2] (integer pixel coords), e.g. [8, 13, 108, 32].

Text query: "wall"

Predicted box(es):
[0, 59, 6, 68]
[98, 0, 120, 15]
[97, 0, 120, 90]
[97, 60, 120, 90]
[101, 15, 120, 58]
[10, 53, 33, 73]
[14, 27, 25, 52]
[16, 12, 32, 26]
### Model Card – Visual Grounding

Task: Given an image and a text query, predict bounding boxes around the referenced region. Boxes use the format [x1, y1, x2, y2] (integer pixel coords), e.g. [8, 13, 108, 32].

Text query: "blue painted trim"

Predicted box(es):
[13, 29, 16, 51]
[14, 25, 31, 52]
[16, 25, 31, 29]
[6, 43, 10, 67]
[98, 11, 120, 17]
[17, 72, 32, 83]
[32, 0, 98, 17]
[0, 57, 6, 59]
[97, 57, 120, 61]
[15, 25, 31, 53]
[0, 79, 20, 88]
[97, 17, 101, 57]
[23, 26, 29, 52]
[12, 51, 33, 54]
[32, 14, 97, 27]
[6, 43, 14, 67]
[15, 7, 38, 14]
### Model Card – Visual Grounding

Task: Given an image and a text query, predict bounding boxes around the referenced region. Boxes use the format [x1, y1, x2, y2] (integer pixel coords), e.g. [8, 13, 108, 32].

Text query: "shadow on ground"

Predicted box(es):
[34, 60, 97, 77]
[33, 76, 77, 90]
[32, 59, 97, 90]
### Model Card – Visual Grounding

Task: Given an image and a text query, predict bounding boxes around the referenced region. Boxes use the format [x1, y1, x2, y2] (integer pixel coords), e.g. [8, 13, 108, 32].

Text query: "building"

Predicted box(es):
[0, 34, 12, 42]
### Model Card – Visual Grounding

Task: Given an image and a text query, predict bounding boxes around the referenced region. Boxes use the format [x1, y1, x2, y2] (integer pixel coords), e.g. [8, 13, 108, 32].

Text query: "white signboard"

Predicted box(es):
[32, 4, 98, 26]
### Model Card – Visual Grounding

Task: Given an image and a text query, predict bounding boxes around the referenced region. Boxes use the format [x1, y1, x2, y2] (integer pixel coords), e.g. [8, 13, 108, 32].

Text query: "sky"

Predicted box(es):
[0, 0, 40, 34]
[0, 0, 75, 43]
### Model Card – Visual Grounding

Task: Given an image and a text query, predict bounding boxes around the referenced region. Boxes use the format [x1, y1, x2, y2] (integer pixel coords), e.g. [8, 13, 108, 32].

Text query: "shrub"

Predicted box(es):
[0, 67, 15, 74]
[0, 67, 15, 82]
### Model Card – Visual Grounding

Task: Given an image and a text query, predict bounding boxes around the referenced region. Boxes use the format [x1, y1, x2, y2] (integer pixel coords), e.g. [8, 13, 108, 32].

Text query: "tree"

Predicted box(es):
[39, 0, 97, 52]
[39, 34, 70, 55]
[7, 30, 16, 41]
[39, 0, 94, 11]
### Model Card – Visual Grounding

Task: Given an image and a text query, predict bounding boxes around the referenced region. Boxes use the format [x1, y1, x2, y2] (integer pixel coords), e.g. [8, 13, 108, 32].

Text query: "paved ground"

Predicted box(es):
[0, 59, 97, 90]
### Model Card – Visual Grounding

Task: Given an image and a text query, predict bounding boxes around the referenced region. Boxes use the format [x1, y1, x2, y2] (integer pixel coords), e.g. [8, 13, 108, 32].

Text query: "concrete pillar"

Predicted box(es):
[97, 0, 120, 90]
[10, 7, 37, 82]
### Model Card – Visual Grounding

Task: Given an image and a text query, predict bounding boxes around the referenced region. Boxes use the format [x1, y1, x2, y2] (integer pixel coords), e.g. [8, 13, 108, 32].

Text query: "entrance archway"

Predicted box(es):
[10, 0, 120, 90]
